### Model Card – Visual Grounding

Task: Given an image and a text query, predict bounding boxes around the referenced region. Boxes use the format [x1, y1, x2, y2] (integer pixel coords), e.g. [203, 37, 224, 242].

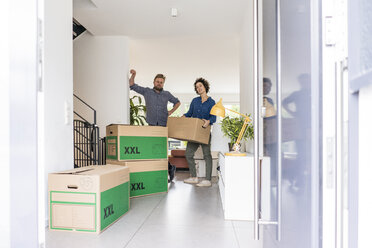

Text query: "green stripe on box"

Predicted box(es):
[76, 229, 96, 232]
[130, 170, 168, 197]
[51, 201, 95, 205]
[119, 136, 167, 160]
[106, 136, 118, 160]
[100, 182, 129, 231]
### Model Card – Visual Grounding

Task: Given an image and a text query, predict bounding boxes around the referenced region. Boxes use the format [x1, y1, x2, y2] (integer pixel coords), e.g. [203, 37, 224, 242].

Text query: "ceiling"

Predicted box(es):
[73, 0, 249, 38]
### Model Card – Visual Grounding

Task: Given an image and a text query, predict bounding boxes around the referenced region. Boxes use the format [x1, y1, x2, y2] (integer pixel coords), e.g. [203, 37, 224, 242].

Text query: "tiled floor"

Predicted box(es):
[46, 172, 262, 248]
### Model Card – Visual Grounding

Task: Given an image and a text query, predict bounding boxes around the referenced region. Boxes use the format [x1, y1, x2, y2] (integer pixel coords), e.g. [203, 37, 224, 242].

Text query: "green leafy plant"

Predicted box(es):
[221, 115, 254, 145]
[130, 96, 147, 125]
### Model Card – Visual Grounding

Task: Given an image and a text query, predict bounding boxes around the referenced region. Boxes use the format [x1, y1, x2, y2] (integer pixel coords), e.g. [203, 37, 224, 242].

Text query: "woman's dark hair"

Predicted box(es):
[194, 77, 210, 94]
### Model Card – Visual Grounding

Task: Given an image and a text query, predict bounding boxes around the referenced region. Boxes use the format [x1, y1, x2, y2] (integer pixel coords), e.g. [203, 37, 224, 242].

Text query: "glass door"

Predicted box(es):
[255, 0, 322, 247]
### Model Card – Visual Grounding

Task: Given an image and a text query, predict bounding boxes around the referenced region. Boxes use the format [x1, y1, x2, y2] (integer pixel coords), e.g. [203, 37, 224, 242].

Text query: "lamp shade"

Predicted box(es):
[210, 98, 226, 117]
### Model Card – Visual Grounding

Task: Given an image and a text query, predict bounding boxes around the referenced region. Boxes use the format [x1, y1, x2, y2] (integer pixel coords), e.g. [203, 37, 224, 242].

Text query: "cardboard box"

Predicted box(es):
[48, 165, 130, 234]
[167, 117, 211, 144]
[107, 160, 168, 198]
[106, 124, 168, 161]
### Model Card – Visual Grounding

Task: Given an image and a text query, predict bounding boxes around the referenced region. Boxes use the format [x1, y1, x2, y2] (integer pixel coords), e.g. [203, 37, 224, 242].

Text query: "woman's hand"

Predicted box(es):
[202, 119, 210, 128]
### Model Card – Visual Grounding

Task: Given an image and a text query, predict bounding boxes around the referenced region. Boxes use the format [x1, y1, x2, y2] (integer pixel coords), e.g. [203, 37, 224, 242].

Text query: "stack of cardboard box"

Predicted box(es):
[105, 124, 169, 198]
[47, 119, 212, 234]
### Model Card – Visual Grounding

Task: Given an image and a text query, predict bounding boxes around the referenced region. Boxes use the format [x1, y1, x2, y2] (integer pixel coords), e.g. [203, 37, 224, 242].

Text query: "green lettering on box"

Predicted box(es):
[130, 170, 168, 197]
[100, 182, 129, 231]
[119, 136, 167, 160]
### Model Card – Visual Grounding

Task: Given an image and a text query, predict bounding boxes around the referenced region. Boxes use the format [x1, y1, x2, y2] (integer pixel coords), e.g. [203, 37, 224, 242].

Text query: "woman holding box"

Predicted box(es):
[183, 78, 216, 187]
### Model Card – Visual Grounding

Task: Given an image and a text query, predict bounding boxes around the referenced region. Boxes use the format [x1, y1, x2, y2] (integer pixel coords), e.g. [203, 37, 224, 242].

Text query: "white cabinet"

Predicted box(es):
[218, 153, 271, 221]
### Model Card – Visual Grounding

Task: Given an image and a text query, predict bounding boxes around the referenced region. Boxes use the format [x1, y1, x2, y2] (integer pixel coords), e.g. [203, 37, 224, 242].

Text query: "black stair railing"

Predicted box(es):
[73, 18, 86, 40]
[73, 94, 96, 124]
[73, 94, 106, 167]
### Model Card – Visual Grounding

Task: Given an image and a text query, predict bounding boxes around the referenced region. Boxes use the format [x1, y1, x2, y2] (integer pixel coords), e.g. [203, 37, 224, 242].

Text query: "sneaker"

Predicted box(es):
[196, 180, 212, 187]
[184, 177, 198, 184]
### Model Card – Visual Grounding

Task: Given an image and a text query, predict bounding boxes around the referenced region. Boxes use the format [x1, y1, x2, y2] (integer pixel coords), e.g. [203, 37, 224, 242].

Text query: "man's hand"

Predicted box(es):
[129, 69, 136, 86]
[168, 102, 181, 117]
[202, 119, 210, 128]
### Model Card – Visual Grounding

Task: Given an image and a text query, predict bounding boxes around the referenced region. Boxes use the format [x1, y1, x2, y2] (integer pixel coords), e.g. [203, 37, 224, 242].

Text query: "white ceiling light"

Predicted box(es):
[171, 8, 178, 17]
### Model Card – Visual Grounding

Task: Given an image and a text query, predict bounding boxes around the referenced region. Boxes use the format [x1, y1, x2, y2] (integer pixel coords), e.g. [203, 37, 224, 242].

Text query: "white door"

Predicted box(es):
[321, 0, 349, 248]
[1, 0, 43, 247]
[348, 0, 372, 247]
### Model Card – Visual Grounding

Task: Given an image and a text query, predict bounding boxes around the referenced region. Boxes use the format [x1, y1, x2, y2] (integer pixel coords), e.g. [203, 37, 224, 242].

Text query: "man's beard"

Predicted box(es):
[153, 86, 163, 91]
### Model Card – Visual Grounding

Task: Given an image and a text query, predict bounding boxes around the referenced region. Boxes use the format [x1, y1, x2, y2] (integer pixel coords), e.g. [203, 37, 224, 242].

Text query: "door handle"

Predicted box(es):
[276, 0, 282, 241]
[253, 0, 260, 240]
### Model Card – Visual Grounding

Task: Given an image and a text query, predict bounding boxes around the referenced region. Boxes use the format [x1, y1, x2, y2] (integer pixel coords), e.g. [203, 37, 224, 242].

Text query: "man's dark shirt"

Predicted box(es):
[130, 84, 180, 126]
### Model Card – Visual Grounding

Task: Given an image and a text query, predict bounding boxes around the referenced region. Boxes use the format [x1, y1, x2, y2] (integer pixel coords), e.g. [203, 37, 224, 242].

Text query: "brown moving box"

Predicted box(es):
[48, 165, 130, 234]
[167, 117, 211, 144]
[106, 124, 168, 161]
[107, 160, 168, 198]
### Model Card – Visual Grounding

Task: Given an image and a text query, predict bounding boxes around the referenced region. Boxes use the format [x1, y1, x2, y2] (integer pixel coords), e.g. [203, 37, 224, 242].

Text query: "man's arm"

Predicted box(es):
[129, 69, 136, 86]
[167, 92, 181, 116]
[168, 102, 181, 116]
[129, 69, 147, 95]
[282, 93, 295, 116]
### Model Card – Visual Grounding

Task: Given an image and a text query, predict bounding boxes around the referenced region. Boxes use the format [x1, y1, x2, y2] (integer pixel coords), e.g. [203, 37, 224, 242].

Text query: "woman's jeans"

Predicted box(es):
[185, 137, 212, 181]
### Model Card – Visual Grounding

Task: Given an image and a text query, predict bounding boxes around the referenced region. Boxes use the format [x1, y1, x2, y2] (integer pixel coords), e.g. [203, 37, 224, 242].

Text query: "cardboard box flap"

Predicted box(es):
[52, 165, 127, 176]
[100, 166, 129, 192]
[55, 168, 94, 175]
[79, 165, 127, 176]
[49, 165, 129, 193]
[106, 124, 168, 137]
[107, 123, 129, 127]
[106, 160, 168, 173]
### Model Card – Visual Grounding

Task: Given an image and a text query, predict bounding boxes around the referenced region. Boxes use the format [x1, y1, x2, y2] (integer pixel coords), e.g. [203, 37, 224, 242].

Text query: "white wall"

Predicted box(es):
[74, 32, 130, 136]
[129, 35, 240, 95]
[239, 4, 254, 116]
[239, 2, 255, 152]
[43, 0, 74, 225]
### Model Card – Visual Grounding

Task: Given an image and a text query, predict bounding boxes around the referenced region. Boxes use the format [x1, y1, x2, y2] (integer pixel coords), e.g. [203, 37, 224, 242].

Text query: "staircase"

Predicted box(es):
[73, 18, 86, 40]
[73, 94, 106, 167]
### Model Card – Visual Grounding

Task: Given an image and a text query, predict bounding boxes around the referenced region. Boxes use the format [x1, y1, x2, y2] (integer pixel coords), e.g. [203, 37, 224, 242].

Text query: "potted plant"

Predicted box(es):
[220, 115, 254, 151]
[130, 95, 147, 125]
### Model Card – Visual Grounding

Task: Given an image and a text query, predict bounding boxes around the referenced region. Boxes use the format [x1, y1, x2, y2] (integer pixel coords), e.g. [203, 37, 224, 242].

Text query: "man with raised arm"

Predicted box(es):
[129, 69, 180, 181]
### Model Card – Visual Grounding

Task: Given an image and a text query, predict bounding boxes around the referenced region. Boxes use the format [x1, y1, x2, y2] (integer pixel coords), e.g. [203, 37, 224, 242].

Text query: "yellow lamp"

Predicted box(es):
[210, 99, 251, 156]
